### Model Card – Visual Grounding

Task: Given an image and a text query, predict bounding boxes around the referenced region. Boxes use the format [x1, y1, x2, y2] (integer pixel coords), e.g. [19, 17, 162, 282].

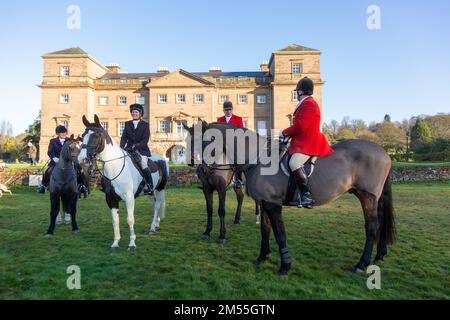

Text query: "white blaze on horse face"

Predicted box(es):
[78, 130, 93, 163]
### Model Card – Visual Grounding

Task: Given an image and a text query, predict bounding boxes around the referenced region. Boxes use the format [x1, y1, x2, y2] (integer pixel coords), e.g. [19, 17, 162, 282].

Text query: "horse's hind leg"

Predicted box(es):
[217, 189, 227, 244]
[233, 187, 244, 225]
[148, 192, 161, 234]
[262, 201, 291, 275]
[353, 191, 380, 272]
[374, 203, 387, 264]
[255, 204, 272, 267]
[69, 193, 79, 232]
[201, 189, 213, 241]
[255, 201, 261, 225]
[46, 193, 60, 235]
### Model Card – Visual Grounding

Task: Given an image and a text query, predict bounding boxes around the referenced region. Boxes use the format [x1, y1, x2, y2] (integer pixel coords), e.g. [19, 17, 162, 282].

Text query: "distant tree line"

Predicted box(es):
[0, 114, 41, 162]
[322, 113, 450, 161]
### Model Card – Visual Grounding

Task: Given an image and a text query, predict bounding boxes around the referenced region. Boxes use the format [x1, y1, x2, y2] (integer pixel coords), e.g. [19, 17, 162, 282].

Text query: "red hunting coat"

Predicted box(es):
[217, 114, 244, 128]
[282, 96, 334, 156]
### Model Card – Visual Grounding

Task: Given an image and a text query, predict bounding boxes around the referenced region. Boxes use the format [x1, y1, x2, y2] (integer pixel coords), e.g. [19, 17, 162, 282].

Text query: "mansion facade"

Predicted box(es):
[38, 44, 324, 162]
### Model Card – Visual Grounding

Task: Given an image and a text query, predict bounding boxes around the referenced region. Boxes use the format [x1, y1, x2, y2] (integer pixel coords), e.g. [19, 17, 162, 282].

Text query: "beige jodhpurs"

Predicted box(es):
[289, 153, 311, 171]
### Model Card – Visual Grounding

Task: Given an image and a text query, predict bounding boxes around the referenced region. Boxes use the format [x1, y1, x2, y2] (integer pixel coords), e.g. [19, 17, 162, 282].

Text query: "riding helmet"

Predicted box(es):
[223, 101, 233, 110]
[55, 125, 68, 134]
[296, 77, 314, 96]
[130, 103, 144, 116]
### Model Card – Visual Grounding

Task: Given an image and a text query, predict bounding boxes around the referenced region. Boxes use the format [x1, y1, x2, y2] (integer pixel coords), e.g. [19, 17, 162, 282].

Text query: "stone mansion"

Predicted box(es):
[38, 44, 324, 162]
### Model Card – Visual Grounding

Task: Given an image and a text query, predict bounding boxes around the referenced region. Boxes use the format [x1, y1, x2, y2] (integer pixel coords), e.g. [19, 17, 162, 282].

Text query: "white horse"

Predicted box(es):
[78, 115, 169, 249]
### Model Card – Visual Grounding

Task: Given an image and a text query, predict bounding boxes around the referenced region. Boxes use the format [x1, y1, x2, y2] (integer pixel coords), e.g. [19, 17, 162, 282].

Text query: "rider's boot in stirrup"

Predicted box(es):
[292, 166, 315, 209]
[142, 168, 154, 195]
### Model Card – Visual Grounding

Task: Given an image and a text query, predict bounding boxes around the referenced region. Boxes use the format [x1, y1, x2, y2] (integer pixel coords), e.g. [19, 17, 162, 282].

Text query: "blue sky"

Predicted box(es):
[0, 0, 449, 135]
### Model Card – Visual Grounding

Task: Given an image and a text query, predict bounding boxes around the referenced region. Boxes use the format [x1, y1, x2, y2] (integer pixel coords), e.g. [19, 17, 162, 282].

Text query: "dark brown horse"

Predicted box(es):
[45, 135, 83, 236]
[184, 123, 261, 244]
[187, 121, 395, 275]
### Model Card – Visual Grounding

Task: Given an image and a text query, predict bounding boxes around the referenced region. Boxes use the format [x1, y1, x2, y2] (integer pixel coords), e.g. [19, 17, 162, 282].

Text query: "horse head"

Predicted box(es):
[182, 119, 210, 166]
[79, 114, 113, 164]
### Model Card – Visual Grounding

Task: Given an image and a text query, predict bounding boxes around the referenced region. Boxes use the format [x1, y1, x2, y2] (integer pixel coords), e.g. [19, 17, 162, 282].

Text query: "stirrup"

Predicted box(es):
[144, 184, 154, 195]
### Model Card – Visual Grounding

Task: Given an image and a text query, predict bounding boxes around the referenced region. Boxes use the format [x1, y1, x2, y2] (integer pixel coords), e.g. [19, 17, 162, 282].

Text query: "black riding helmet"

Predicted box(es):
[130, 103, 144, 116]
[55, 125, 68, 134]
[296, 77, 314, 96]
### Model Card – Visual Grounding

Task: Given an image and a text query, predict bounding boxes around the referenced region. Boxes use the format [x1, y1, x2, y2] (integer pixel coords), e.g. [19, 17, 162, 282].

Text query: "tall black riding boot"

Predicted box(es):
[292, 166, 314, 209]
[142, 167, 154, 195]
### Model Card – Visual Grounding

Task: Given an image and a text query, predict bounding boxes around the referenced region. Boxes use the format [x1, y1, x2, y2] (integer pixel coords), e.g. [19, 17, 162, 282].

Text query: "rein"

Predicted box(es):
[93, 151, 128, 183]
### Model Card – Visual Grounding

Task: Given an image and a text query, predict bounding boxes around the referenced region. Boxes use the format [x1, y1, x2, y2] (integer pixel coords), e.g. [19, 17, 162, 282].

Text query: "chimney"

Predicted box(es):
[209, 66, 222, 73]
[157, 67, 170, 73]
[107, 63, 121, 73]
[260, 61, 269, 72]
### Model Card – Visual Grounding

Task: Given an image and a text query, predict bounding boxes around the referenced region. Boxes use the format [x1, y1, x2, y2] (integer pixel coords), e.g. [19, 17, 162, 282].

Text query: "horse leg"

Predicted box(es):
[201, 189, 213, 240]
[233, 187, 244, 225]
[70, 193, 79, 232]
[149, 192, 161, 234]
[255, 205, 272, 267]
[217, 189, 227, 244]
[263, 201, 291, 275]
[46, 193, 60, 235]
[125, 195, 137, 249]
[353, 191, 380, 272]
[374, 204, 387, 264]
[255, 201, 261, 225]
[106, 193, 120, 248]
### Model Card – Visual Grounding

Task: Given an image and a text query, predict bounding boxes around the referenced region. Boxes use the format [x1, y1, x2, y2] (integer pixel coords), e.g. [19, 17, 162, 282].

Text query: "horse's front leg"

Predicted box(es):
[46, 192, 60, 236]
[124, 194, 137, 249]
[110, 208, 120, 248]
[201, 189, 213, 240]
[217, 190, 227, 244]
[233, 187, 244, 225]
[263, 201, 291, 275]
[255, 205, 272, 267]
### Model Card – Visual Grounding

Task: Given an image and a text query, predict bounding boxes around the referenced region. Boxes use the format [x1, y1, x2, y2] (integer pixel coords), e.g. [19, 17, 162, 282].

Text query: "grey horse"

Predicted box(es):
[45, 135, 82, 236]
[186, 121, 395, 275]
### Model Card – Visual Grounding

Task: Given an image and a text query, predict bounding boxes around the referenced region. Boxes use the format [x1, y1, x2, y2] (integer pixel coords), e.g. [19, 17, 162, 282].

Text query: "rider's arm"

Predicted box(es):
[120, 124, 128, 149]
[282, 103, 318, 137]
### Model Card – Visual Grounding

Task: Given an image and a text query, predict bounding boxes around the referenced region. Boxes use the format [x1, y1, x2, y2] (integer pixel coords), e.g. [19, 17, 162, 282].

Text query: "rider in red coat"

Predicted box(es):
[217, 102, 244, 128]
[282, 77, 334, 209]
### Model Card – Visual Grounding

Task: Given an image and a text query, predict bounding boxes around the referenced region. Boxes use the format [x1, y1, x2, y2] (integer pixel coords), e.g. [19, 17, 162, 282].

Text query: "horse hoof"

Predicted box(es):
[72, 229, 80, 234]
[43, 233, 53, 238]
[110, 245, 119, 250]
[217, 238, 226, 245]
[277, 269, 289, 276]
[374, 259, 384, 265]
[155, 226, 161, 231]
[351, 266, 366, 273]
[201, 234, 209, 241]
[233, 222, 240, 226]
[254, 258, 266, 268]
[128, 246, 136, 251]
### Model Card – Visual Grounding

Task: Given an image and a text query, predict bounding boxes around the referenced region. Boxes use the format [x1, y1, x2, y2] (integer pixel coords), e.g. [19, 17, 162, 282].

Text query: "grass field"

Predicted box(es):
[0, 183, 449, 300]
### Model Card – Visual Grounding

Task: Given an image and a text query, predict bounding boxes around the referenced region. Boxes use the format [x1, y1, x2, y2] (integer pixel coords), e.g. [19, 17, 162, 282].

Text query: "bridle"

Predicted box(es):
[81, 129, 129, 183]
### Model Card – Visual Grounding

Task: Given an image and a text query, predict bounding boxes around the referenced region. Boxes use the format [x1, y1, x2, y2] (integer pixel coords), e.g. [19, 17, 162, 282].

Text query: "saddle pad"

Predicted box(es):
[280, 154, 316, 177]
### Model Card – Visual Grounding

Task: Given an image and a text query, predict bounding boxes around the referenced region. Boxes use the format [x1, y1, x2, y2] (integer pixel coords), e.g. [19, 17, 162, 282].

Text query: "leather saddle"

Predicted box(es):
[278, 148, 317, 206]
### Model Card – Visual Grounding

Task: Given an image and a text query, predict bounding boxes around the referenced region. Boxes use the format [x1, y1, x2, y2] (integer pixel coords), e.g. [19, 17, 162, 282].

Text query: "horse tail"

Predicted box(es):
[378, 169, 396, 244]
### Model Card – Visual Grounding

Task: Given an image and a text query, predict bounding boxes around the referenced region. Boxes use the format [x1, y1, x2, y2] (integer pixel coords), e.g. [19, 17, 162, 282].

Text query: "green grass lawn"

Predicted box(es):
[0, 183, 449, 300]
[392, 161, 450, 169]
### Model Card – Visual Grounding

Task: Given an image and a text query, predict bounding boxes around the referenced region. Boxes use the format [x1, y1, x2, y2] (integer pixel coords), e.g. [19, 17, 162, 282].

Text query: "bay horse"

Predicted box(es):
[78, 115, 169, 249]
[188, 121, 395, 275]
[184, 123, 261, 244]
[45, 135, 82, 236]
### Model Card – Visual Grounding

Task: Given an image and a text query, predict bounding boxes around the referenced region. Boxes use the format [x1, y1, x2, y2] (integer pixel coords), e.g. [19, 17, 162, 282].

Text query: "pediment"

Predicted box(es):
[148, 69, 214, 88]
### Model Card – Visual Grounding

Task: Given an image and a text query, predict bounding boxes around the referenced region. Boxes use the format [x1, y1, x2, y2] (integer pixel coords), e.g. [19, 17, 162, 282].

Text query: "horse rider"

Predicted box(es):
[282, 77, 334, 209]
[197, 101, 245, 189]
[36, 125, 88, 194]
[120, 103, 154, 195]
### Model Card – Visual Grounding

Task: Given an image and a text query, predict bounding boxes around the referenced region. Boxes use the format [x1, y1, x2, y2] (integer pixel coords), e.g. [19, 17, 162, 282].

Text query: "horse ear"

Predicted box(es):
[82, 115, 90, 127]
[201, 119, 209, 130]
[182, 122, 190, 131]
[94, 114, 101, 127]
[70, 134, 74, 140]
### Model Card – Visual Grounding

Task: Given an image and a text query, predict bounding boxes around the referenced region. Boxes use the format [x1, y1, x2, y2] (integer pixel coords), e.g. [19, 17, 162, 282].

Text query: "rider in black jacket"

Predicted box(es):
[120, 104, 154, 195]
